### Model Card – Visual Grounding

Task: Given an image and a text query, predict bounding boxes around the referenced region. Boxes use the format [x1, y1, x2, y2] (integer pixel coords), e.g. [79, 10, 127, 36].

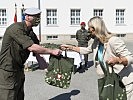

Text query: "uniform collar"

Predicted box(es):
[23, 21, 33, 35]
[80, 28, 86, 31]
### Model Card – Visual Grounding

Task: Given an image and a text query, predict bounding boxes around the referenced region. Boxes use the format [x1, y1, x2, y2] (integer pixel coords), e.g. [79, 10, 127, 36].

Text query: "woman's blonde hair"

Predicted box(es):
[89, 16, 113, 43]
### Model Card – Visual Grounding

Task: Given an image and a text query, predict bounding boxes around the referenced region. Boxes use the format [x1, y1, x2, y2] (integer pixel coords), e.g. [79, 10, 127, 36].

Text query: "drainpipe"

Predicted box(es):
[38, 0, 41, 42]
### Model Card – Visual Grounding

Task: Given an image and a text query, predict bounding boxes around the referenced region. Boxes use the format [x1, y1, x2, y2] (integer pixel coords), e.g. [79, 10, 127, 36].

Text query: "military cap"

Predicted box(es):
[24, 7, 41, 15]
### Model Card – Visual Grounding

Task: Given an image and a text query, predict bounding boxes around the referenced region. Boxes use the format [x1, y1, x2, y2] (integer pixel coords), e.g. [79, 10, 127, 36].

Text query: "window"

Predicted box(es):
[46, 9, 57, 25]
[116, 9, 125, 25]
[70, 9, 80, 25]
[116, 34, 126, 37]
[46, 35, 58, 40]
[70, 35, 76, 39]
[93, 9, 103, 18]
[0, 9, 7, 26]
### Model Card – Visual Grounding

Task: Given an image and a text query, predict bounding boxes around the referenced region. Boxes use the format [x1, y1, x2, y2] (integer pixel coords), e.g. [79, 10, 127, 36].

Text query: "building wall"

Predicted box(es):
[0, 0, 133, 44]
[0, 0, 39, 36]
[41, 34, 78, 45]
[41, 0, 133, 33]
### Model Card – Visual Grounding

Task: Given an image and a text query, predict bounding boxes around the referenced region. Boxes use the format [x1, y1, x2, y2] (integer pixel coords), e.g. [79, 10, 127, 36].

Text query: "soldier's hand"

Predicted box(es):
[51, 49, 62, 56]
[60, 44, 71, 51]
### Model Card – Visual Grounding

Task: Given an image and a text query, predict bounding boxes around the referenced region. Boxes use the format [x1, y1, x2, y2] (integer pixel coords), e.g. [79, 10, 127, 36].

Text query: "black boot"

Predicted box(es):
[85, 61, 88, 67]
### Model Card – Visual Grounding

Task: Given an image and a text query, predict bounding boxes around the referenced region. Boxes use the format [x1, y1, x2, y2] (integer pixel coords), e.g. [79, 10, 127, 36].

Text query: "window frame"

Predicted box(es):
[93, 9, 103, 18]
[46, 9, 57, 26]
[46, 35, 58, 40]
[116, 9, 125, 25]
[70, 9, 81, 25]
[0, 9, 7, 26]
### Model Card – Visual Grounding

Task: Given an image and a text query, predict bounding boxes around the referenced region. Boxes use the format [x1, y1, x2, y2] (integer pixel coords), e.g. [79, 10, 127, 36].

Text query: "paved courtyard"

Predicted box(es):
[24, 41, 133, 100]
[24, 61, 98, 100]
[0, 39, 133, 100]
[24, 51, 98, 100]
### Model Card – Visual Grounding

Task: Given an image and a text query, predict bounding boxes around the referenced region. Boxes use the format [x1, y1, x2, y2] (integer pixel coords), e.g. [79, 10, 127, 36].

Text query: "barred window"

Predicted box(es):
[70, 35, 76, 39]
[0, 9, 7, 25]
[116, 34, 126, 37]
[46, 9, 57, 25]
[46, 35, 58, 40]
[70, 9, 80, 25]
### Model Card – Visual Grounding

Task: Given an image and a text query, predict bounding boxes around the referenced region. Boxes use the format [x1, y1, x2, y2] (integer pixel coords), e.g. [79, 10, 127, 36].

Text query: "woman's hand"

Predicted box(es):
[107, 56, 128, 66]
[106, 57, 120, 66]
[60, 44, 80, 52]
[60, 44, 72, 51]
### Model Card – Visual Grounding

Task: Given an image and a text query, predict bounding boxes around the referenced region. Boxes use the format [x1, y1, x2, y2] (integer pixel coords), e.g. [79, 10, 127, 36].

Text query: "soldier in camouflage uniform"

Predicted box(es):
[76, 22, 91, 69]
[0, 8, 61, 100]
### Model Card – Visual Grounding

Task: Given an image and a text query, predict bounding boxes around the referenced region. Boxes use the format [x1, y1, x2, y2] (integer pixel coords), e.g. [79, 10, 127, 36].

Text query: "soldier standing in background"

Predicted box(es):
[76, 22, 91, 70]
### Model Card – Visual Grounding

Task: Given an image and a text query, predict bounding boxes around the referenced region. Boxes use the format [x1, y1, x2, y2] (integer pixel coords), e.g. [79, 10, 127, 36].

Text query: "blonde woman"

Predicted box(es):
[61, 16, 133, 100]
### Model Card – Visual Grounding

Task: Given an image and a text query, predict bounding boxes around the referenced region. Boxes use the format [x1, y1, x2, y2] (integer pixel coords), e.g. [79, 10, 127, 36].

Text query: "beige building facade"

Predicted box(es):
[0, 0, 133, 45]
